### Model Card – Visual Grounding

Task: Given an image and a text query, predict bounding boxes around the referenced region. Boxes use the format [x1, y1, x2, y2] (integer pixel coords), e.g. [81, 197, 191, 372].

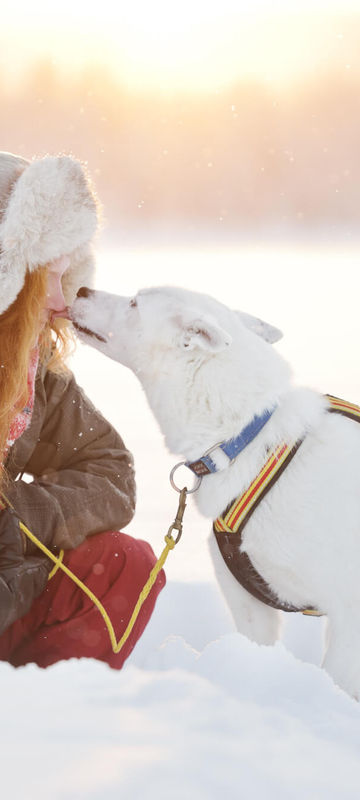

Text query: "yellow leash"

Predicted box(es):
[0, 488, 187, 655]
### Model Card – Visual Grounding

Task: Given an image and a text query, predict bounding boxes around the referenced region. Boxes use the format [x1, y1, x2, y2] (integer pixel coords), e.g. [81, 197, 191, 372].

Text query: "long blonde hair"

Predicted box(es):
[0, 266, 75, 487]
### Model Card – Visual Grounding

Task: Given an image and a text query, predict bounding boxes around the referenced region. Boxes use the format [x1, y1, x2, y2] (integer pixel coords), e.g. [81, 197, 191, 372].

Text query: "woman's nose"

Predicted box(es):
[45, 273, 66, 311]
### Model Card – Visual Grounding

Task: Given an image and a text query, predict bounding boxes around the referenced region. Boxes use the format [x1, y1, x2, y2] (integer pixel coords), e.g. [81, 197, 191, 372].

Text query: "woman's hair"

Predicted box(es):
[0, 266, 75, 490]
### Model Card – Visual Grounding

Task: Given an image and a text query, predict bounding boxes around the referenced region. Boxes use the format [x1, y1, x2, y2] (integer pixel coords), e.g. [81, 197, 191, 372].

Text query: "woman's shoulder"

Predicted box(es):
[40, 361, 76, 402]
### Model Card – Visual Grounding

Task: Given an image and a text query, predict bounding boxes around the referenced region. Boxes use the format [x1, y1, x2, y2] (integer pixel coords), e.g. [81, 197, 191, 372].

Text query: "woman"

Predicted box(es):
[0, 152, 165, 668]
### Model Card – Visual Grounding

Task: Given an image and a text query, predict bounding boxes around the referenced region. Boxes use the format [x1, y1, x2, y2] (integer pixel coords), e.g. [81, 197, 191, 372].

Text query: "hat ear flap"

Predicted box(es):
[61, 245, 96, 306]
[0, 255, 26, 315]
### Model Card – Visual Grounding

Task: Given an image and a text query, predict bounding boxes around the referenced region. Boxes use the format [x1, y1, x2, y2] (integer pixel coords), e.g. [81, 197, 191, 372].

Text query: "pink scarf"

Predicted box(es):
[0, 347, 38, 510]
[4, 346, 39, 455]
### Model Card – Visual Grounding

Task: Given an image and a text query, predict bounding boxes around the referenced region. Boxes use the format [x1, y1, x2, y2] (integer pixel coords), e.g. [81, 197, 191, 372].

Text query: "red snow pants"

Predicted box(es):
[0, 530, 165, 669]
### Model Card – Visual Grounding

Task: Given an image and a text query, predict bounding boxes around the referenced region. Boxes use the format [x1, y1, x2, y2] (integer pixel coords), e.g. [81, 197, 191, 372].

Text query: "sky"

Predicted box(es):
[2, 0, 360, 91]
[1, 1, 360, 237]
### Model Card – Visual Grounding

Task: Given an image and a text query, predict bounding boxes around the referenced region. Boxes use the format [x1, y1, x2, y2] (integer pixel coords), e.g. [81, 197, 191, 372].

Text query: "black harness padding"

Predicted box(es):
[213, 528, 302, 611]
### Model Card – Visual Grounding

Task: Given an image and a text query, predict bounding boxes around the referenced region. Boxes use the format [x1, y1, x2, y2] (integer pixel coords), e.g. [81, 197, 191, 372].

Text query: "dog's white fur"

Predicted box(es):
[72, 285, 360, 698]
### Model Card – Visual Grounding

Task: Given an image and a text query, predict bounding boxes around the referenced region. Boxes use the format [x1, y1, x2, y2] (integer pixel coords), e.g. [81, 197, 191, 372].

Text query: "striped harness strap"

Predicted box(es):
[213, 394, 360, 615]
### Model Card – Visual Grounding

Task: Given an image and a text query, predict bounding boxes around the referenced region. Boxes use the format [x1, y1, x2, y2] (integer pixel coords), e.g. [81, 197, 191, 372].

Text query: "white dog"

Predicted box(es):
[71, 286, 360, 698]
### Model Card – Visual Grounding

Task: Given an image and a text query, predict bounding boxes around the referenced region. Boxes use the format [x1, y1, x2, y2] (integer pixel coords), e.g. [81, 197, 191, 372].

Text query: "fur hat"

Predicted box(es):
[0, 152, 99, 315]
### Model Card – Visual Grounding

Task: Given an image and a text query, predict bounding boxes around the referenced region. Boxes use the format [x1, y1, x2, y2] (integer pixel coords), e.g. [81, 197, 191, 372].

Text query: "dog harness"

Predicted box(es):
[213, 394, 360, 615]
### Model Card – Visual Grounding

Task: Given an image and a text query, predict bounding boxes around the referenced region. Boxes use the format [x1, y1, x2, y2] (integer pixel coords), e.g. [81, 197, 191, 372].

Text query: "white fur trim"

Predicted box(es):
[62, 244, 96, 305]
[0, 156, 98, 314]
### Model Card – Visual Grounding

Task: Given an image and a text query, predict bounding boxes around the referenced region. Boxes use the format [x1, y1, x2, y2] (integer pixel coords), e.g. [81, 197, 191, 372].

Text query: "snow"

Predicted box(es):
[2, 245, 360, 798]
[2, 590, 360, 799]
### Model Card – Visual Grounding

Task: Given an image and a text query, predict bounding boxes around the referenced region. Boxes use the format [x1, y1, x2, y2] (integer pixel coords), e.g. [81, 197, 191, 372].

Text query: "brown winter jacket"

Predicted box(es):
[4, 360, 136, 553]
[0, 360, 136, 635]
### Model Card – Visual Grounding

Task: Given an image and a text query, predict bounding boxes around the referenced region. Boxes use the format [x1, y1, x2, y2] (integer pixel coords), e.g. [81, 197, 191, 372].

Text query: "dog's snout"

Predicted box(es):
[77, 286, 93, 299]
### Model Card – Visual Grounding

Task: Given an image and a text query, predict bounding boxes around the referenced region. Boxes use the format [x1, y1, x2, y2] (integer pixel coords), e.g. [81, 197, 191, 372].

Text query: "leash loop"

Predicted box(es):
[169, 462, 202, 494]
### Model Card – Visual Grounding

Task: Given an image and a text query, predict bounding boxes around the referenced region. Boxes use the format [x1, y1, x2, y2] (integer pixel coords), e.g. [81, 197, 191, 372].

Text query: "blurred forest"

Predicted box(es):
[1, 61, 360, 240]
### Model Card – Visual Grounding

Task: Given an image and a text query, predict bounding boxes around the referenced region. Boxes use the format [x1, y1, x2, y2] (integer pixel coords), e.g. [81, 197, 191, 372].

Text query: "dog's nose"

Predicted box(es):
[77, 286, 93, 298]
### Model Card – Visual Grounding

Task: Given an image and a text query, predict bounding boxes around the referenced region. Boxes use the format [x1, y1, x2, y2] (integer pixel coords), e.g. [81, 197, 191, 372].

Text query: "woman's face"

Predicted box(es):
[44, 255, 71, 322]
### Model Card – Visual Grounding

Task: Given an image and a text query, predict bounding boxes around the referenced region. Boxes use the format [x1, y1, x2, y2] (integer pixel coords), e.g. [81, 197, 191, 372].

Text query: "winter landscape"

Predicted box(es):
[2, 0, 360, 794]
[2, 244, 360, 799]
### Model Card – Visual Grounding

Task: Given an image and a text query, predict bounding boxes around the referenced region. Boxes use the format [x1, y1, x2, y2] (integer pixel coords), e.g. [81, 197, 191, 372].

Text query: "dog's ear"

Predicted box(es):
[236, 311, 283, 343]
[180, 314, 232, 353]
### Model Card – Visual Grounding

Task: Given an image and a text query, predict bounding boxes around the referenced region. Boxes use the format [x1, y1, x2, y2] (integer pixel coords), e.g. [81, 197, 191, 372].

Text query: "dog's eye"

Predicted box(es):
[129, 298, 137, 308]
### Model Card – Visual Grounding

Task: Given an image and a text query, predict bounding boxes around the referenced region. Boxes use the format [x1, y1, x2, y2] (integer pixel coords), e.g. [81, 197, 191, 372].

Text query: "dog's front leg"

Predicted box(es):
[208, 535, 282, 645]
[322, 615, 360, 700]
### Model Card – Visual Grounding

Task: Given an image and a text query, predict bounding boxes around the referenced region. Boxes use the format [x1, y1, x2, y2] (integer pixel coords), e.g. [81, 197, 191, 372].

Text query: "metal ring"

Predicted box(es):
[169, 462, 202, 494]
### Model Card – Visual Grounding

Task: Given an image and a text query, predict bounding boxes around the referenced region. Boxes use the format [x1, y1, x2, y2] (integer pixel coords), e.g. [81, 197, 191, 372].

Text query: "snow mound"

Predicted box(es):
[1, 583, 360, 799]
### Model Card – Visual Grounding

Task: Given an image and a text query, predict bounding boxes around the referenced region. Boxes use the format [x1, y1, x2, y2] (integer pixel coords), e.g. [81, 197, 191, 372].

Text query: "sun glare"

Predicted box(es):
[1, 0, 360, 92]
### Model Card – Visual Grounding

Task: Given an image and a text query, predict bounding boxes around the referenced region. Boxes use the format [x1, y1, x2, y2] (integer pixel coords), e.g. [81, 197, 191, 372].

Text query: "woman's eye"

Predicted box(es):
[129, 298, 137, 308]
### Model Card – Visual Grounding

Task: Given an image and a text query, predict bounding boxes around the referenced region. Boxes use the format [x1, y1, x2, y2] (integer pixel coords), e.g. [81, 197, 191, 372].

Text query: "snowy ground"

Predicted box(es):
[2, 245, 360, 798]
[2, 589, 360, 799]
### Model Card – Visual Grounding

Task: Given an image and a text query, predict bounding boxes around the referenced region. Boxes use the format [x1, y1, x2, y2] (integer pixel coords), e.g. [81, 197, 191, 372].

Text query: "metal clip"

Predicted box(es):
[166, 487, 188, 544]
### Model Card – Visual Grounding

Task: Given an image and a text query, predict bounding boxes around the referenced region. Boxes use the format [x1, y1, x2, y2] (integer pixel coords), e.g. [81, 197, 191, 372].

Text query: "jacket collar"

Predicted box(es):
[186, 406, 276, 477]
